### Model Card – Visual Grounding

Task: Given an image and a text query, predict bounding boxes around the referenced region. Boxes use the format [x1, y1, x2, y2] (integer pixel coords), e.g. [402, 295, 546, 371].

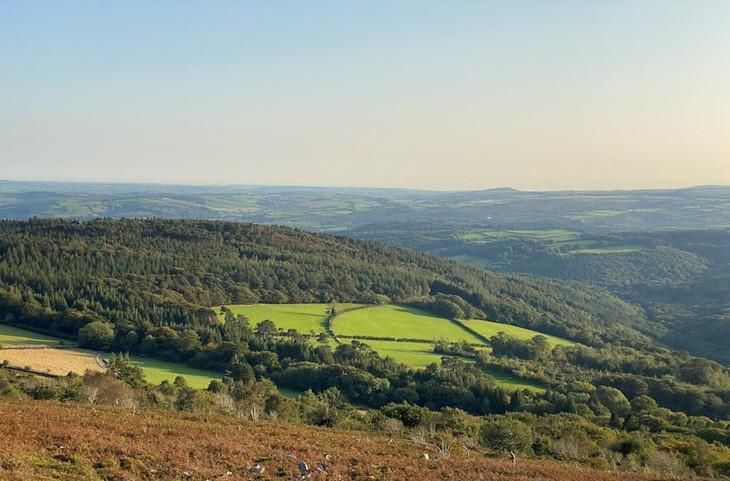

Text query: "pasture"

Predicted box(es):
[128, 356, 222, 390]
[459, 229, 579, 243]
[218, 303, 363, 334]
[570, 245, 644, 254]
[485, 369, 545, 392]
[0, 324, 63, 346]
[333, 305, 484, 343]
[355, 339, 445, 368]
[459, 319, 576, 347]
[349, 340, 544, 391]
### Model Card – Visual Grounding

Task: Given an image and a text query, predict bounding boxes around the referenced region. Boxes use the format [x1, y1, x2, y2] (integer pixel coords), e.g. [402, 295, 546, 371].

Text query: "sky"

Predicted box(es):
[1, 1, 729, 191]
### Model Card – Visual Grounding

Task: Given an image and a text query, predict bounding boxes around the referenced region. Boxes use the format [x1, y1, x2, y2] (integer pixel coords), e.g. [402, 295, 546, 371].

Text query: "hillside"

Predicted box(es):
[0, 400, 695, 481]
[3, 181, 730, 232]
[352, 224, 730, 363]
[0, 218, 650, 347]
[1, 219, 729, 478]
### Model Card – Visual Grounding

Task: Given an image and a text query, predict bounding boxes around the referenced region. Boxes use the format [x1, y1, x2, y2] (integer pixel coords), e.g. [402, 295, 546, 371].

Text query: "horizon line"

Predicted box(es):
[0, 177, 728, 194]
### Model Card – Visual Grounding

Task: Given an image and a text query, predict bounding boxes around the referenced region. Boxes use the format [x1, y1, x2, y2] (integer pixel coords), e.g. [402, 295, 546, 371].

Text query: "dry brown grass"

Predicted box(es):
[0, 401, 681, 481]
[0, 348, 103, 376]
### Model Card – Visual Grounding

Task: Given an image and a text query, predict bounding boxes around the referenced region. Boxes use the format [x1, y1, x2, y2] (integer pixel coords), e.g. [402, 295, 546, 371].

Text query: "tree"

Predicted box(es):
[78, 321, 115, 350]
[255, 320, 277, 339]
[595, 386, 631, 427]
[479, 417, 533, 453]
[228, 355, 255, 385]
[106, 353, 145, 387]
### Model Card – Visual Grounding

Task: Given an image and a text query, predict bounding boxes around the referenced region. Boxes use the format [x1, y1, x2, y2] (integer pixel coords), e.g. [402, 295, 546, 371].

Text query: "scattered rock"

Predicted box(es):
[298, 461, 310, 475]
[420, 453, 430, 461]
[249, 463, 265, 474]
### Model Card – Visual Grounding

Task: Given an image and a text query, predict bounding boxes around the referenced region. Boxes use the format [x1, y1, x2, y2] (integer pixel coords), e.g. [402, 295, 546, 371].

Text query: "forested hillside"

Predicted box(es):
[0, 219, 649, 347]
[353, 224, 730, 364]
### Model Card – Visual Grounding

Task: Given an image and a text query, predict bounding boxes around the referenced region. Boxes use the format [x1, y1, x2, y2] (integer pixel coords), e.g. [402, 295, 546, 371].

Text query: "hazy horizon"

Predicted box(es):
[3, 1, 730, 190]
[3, 177, 730, 194]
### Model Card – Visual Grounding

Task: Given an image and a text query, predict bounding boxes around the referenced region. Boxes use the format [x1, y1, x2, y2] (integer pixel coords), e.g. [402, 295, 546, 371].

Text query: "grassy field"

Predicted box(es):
[0, 348, 103, 376]
[334, 305, 484, 343]
[570, 245, 644, 254]
[218, 303, 363, 334]
[355, 339, 445, 368]
[128, 355, 222, 390]
[485, 369, 545, 392]
[459, 319, 576, 347]
[0, 324, 64, 346]
[459, 229, 579, 243]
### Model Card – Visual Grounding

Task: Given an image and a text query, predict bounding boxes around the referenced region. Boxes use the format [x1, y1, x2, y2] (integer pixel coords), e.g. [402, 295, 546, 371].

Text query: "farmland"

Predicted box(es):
[1, 302, 560, 392]
[0, 401, 679, 481]
[569, 245, 644, 254]
[0, 323, 221, 388]
[354, 339, 446, 368]
[459, 228, 580, 243]
[128, 356, 221, 390]
[0, 348, 103, 376]
[217, 303, 363, 334]
[333, 304, 483, 343]
[0, 324, 63, 346]
[216, 303, 560, 391]
[459, 319, 576, 347]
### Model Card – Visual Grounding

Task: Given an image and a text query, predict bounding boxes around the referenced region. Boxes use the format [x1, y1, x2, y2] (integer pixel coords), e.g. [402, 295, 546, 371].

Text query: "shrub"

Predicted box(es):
[78, 321, 115, 350]
[479, 416, 533, 453]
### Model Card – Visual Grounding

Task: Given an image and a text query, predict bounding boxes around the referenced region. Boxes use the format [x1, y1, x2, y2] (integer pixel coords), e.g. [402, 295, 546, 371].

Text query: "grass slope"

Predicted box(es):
[0, 324, 63, 346]
[459, 319, 576, 347]
[218, 303, 363, 334]
[128, 356, 222, 390]
[0, 401, 671, 481]
[334, 305, 483, 343]
[355, 340, 445, 369]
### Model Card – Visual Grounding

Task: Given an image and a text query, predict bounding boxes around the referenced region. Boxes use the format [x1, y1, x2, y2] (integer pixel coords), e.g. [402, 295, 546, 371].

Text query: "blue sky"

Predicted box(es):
[2, 1, 729, 189]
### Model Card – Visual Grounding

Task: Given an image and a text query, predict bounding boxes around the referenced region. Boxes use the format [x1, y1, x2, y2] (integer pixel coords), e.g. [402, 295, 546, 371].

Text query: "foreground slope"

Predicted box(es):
[0, 401, 682, 481]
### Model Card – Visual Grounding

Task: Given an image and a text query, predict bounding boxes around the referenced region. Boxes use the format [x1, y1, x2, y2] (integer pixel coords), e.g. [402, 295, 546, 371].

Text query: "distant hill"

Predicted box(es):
[3, 180, 730, 231]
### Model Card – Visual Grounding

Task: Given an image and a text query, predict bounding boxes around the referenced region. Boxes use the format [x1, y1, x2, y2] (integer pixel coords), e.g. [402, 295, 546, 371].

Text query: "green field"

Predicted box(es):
[485, 369, 545, 392]
[350, 339, 543, 391]
[218, 303, 363, 334]
[356, 339, 445, 368]
[570, 245, 644, 254]
[459, 319, 576, 347]
[0, 324, 64, 346]
[128, 355, 222, 389]
[334, 305, 484, 343]
[459, 229, 579, 243]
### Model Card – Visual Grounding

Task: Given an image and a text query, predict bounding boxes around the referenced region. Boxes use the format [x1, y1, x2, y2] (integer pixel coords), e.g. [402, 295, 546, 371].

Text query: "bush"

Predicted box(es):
[78, 321, 115, 350]
[381, 402, 429, 428]
[479, 416, 533, 453]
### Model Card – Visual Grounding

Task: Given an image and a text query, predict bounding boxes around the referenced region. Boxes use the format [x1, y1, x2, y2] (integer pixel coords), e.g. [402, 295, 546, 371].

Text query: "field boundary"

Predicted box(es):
[0, 344, 78, 350]
[0, 322, 76, 342]
[327, 304, 375, 344]
[450, 318, 492, 345]
[1, 363, 64, 379]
